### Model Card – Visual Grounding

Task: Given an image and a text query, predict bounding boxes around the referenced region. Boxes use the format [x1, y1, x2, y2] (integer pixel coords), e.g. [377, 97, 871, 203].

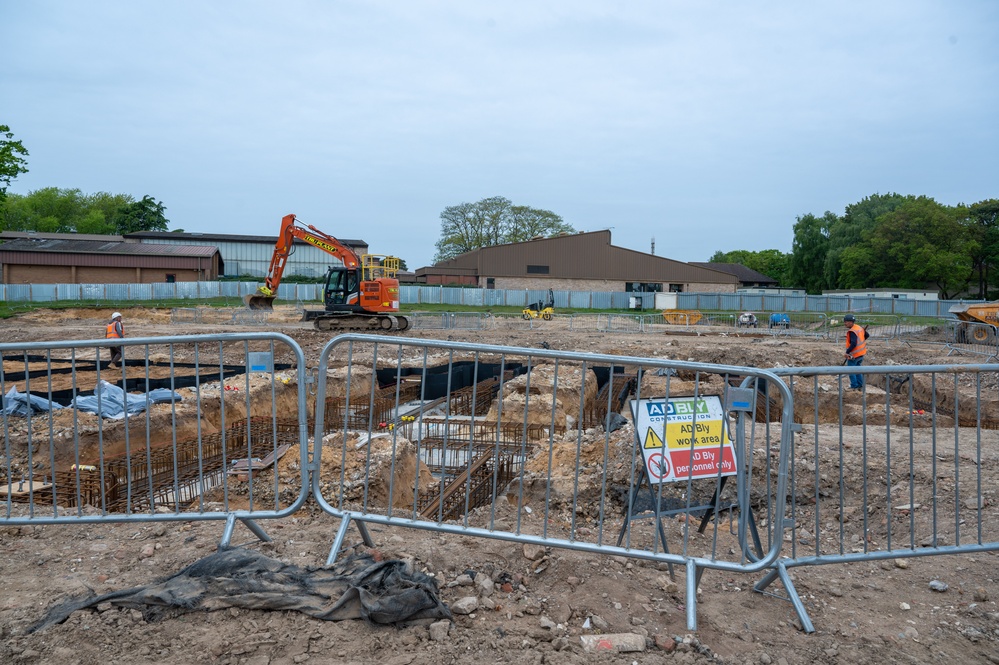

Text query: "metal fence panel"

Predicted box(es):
[56, 284, 81, 301]
[947, 320, 999, 358]
[80, 284, 106, 301]
[0, 332, 310, 547]
[763, 363, 999, 631]
[197, 281, 221, 299]
[151, 283, 175, 300]
[718, 294, 745, 311]
[105, 284, 131, 302]
[311, 334, 794, 631]
[568, 291, 591, 309]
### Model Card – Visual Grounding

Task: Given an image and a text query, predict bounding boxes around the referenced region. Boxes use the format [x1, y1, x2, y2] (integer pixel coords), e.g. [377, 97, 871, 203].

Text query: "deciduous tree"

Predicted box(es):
[433, 197, 573, 263]
[0, 124, 28, 202]
[111, 195, 169, 233]
[788, 212, 836, 294]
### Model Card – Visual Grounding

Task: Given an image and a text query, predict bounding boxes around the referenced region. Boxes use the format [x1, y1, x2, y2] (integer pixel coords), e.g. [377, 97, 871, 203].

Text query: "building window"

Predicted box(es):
[166, 274, 176, 283]
[486, 278, 495, 289]
[668, 283, 683, 293]
[627, 282, 663, 293]
[526, 265, 550, 275]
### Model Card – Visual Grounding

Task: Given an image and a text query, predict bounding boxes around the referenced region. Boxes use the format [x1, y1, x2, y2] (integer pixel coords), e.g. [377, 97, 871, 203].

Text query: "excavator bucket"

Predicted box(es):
[243, 293, 277, 310]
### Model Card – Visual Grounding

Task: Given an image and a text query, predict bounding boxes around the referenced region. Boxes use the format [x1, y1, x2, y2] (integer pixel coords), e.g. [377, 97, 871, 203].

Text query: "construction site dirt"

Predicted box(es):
[1, 306, 998, 665]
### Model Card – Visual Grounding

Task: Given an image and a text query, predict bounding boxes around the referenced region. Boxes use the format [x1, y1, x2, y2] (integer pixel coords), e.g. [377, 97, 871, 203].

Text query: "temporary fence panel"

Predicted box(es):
[566, 313, 611, 332]
[718, 294, 748, 311]
[448, 313, 488, 330]
[55, 284, 81, 301]
[605, 314, 643, 333]
[947, 321, 999, 359]
[406, 313, 450, 330]
[105, 284, 131, 302]
[0, 332, 310, 548]
[586, 292, 610, 310]
[482, 290, 507, 307]
[760, 363, 999, 632]
[311, 334, 795, 631]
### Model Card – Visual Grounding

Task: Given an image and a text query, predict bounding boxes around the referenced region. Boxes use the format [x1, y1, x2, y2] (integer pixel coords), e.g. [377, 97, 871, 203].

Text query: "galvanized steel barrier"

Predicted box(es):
[311, 333, 795, 630]
[7, 326, 997, 634]
[760, 362, 999, 631]
[947, 320, 999, 359]
[0, 332, 310, 548]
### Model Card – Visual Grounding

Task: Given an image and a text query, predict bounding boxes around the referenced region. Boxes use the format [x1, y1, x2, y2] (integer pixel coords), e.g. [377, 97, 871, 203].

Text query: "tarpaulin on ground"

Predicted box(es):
[71, 380, 182, 419]
[29, 548, 452, 633]
[1, 386, 64, 417]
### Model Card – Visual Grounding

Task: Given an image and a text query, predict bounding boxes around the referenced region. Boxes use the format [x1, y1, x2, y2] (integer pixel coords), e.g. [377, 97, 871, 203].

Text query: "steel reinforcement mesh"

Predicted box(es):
[9, 417, 299, 513]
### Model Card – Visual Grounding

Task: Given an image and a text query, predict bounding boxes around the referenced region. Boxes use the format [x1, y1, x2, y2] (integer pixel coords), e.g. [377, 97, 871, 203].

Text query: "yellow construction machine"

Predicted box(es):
[522, 289, 555, 320]
[661, 309, 702, 325]
[949, 302, 999, 342]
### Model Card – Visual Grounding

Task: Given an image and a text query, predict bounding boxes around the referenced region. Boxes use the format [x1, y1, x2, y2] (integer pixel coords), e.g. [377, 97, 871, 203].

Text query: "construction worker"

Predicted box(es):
[843, 314, 867, 390]
[106, 311, 124, 368]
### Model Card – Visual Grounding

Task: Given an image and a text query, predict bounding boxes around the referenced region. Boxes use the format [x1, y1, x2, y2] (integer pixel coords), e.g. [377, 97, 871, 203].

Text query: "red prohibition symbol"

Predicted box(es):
[647, 452, 670, 481]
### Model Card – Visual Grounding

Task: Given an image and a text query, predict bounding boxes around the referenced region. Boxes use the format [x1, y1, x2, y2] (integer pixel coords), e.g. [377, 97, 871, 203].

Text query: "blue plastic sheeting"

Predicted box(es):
[2, 386, 65, 416]
[72, 380, 183, 419]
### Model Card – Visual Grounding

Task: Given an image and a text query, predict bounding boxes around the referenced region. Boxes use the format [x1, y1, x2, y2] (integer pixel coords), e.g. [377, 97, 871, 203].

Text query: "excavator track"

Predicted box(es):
[312, 313, 410, 333]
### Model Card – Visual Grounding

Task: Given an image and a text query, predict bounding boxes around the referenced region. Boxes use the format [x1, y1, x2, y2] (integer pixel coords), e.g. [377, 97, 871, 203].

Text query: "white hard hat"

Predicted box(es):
[112, 312, 122, 319]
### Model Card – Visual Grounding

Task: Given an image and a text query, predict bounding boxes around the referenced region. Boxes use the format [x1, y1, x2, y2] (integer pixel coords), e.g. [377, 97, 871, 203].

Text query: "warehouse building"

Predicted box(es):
[0, 233, 222, 283]
[414, 230, 740, 292]
[126, 231, 368, 279]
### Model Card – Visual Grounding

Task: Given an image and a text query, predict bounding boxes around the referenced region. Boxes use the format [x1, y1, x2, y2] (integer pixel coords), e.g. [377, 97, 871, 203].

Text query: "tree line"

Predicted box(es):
[0, 124, 170, 235]
[5, 123, 997, 294]
[713, 194, 999, 299]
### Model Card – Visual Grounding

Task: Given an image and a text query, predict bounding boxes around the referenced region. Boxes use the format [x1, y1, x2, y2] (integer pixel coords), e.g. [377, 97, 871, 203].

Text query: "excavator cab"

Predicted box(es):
[324, 266, 360, 306]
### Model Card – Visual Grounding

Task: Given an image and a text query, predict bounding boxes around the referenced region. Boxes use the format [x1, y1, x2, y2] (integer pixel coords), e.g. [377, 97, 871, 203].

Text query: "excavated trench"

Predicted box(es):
[5, 347, 996, 517]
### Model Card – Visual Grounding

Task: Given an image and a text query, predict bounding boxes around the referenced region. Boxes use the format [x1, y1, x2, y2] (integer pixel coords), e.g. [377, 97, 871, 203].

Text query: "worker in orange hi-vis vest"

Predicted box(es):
[105, 312, 124, 369]
[843, 313, 868, 390]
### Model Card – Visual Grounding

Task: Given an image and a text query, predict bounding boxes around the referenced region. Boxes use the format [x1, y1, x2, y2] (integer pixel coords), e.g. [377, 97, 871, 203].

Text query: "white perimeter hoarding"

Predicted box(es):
[630, 395, 737, 484]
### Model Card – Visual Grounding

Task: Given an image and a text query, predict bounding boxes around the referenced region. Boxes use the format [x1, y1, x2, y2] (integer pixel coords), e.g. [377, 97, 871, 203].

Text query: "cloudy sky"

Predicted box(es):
[3, 1, 997, 270]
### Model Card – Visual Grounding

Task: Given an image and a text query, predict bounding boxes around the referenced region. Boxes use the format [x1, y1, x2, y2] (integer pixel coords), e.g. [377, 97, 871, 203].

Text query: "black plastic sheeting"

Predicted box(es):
[0, 354, 293, 407]
[71, 380, 183, 419]
[29, 548, 452, 633]
[376, 361, 527, 400]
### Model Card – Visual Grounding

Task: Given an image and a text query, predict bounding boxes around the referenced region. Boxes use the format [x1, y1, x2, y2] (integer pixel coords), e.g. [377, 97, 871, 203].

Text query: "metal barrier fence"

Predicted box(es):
[947, 320, 999, 359]
[0, 332, 309, 548]
[311, 334, 795, 630]
[759, 362, 999, 632]
[6, 328, 998, 633]
[0, 281, 979, 318]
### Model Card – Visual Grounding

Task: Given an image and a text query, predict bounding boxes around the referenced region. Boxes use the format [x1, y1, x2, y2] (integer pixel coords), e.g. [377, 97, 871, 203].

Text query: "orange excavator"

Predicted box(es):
[244, 214, 410, 332]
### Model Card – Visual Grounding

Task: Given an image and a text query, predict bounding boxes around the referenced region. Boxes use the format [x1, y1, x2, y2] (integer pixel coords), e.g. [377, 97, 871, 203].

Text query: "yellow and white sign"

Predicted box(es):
[630, 395, 737, 484]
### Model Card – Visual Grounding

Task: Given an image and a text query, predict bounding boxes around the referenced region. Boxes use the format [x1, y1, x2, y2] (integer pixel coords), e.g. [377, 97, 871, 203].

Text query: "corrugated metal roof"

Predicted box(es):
[0, 238, 219, 257]
[126, 230, 367, 248]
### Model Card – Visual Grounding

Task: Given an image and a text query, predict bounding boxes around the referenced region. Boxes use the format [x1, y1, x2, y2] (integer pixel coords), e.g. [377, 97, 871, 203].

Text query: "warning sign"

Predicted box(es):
[630, 395, 737, 484]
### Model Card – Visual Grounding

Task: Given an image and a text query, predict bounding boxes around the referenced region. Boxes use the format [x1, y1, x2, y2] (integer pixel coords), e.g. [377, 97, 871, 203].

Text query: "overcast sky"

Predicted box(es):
[3, 1, 997, 270]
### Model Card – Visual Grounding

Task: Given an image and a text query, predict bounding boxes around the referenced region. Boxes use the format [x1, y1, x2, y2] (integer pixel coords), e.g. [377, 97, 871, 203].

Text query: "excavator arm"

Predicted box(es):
[245, 214, 362, 309]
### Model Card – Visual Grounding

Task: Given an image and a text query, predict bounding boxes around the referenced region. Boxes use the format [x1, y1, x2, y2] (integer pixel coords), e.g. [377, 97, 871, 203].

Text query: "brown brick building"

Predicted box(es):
[0, 234, 222, 284]
[415, 230, 739, 293]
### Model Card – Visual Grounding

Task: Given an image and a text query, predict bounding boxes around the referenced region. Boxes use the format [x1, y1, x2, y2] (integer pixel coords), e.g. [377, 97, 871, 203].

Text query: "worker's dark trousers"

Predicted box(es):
[846, 356, 864, 389]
